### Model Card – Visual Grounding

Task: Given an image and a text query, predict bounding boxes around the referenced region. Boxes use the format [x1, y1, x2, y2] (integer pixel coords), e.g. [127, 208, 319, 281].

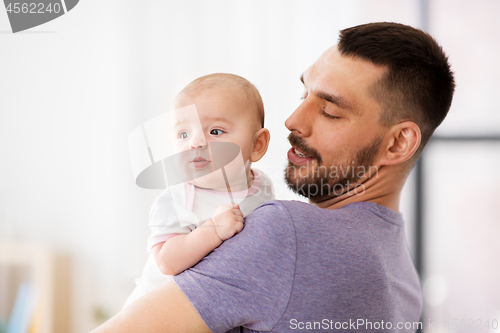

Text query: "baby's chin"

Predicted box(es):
[188, 171, 249, 191]
[188, 173, 227, 190]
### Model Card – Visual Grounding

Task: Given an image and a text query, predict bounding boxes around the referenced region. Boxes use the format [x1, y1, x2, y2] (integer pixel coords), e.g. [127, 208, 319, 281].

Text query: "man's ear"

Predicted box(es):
[250, 128, 271, 163]
[379, 121, 421, 166]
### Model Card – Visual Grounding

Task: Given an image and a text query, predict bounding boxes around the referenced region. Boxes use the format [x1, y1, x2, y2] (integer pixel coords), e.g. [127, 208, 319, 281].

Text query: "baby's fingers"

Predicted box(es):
[234, 220, 244, 233]
[232, 208, 244, 217]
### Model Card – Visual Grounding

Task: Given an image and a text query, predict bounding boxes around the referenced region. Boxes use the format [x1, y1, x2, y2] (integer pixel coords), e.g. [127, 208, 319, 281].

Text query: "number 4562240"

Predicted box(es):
[443, 319, 499, 330]
[6, 3, 62, 14]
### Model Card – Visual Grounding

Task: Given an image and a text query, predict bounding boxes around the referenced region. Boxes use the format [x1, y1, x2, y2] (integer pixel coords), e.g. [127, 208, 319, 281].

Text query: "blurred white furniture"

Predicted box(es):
[0, 242, 70, 333]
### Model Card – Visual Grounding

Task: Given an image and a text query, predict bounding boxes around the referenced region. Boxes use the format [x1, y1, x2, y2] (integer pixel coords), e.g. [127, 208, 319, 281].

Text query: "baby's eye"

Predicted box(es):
[210, 129, 224, 136]
[179, 132, 189, 140]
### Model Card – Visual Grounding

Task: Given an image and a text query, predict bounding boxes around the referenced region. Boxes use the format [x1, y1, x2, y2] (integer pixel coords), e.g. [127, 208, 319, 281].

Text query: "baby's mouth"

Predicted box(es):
[190, 157, 211, 169]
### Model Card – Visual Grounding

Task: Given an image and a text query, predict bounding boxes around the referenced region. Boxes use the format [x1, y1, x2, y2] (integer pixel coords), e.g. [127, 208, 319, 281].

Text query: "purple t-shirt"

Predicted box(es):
[174, 200, 422, 333]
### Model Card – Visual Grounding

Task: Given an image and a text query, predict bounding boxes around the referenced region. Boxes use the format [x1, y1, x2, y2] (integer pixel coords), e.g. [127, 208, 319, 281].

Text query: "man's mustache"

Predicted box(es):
[287, 133, 322, 165]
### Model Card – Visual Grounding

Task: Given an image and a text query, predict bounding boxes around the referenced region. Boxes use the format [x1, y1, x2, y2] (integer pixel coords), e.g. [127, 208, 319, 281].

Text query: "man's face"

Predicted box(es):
[284, 46, 387, 203]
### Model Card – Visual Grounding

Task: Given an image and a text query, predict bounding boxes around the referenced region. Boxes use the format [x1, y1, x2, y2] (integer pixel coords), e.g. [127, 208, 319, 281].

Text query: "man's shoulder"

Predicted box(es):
[251, 199, 310, 212]
[247, 200, 404, 245]
[246, 199, 309, 223]
[246, 199, 342, 225]
[248, 199, 341, 223]
[253, 200, 403, 222]
[243, 200, 323, 239]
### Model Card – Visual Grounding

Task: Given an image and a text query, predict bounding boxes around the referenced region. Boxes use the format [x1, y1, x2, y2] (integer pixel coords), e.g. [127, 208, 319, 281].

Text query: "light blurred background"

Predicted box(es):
[0, 0, 499, 332]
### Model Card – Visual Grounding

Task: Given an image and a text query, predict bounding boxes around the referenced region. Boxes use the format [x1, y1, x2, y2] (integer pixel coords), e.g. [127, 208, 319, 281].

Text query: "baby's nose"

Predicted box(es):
[189, 134, 207, 149]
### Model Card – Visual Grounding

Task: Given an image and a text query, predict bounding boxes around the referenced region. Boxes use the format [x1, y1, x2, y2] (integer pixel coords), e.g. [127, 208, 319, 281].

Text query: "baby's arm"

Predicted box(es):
[152, 203, 244, 276]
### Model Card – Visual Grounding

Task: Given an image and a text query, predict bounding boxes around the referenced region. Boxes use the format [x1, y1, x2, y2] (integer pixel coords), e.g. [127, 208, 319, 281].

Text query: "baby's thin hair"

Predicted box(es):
[174, 73, 265, 128]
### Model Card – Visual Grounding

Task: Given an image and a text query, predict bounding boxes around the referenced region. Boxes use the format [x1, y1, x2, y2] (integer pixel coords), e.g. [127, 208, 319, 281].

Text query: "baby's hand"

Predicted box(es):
[212, 203, 244, 241]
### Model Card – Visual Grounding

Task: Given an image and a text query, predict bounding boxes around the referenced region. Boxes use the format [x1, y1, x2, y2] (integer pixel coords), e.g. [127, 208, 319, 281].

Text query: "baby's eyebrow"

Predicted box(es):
[205, 117, 233, 124]
[172, 119, 188, 128]
[172, 117, 234, 129]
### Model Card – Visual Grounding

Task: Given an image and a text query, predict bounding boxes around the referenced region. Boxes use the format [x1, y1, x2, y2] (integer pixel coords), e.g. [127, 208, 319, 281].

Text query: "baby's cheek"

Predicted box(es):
[171, 142, 185, 153]
[237, 142, 253, 160]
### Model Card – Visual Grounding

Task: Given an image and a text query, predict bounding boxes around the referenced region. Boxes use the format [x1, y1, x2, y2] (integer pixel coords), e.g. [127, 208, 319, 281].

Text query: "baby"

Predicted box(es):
[124, 73, 274, 307]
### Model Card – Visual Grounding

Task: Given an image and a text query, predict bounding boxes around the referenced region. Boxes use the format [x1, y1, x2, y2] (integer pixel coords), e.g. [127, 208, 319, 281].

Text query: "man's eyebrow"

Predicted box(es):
[300, 73, 357, 114]
[316, 91, 356, 113]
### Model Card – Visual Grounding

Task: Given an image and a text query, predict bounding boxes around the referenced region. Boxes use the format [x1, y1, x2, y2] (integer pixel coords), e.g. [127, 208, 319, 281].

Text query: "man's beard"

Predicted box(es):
[284, 133, 383, 202]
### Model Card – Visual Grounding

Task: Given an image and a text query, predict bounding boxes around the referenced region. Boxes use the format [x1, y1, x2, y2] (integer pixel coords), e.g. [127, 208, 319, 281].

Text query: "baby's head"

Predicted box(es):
[170, 73, 270, 190]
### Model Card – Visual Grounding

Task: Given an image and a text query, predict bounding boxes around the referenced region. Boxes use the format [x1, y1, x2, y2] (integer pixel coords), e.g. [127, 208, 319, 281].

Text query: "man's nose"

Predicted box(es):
[189, 133, 207, 149]
[285, 99, 312, 137]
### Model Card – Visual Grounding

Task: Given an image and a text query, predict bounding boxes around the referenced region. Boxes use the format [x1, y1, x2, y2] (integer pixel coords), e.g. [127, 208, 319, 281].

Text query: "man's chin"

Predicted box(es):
[284, 175, 337, 203]
[284, 164, 364, 203]
[284, 161, 317, 181]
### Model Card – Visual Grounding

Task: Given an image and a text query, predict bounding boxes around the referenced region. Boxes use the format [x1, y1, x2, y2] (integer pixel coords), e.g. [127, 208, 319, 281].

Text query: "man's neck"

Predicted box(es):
[312, 165, 404, 213]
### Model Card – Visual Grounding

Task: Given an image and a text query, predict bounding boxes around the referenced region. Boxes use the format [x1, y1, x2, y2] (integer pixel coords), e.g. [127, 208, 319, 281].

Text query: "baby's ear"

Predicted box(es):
[250, 128, 271, 163]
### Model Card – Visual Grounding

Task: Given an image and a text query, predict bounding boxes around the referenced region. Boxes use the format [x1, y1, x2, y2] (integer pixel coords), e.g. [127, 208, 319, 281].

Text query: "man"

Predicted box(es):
[92, 22, 454, 332]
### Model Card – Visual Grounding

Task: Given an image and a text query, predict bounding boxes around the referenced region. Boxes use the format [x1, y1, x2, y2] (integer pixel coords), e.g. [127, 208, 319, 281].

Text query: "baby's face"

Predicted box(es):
[170, 88, 260, 189]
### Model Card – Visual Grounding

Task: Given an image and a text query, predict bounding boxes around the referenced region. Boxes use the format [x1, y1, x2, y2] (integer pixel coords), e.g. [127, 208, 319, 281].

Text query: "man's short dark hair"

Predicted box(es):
[338, 22, 455, 158]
